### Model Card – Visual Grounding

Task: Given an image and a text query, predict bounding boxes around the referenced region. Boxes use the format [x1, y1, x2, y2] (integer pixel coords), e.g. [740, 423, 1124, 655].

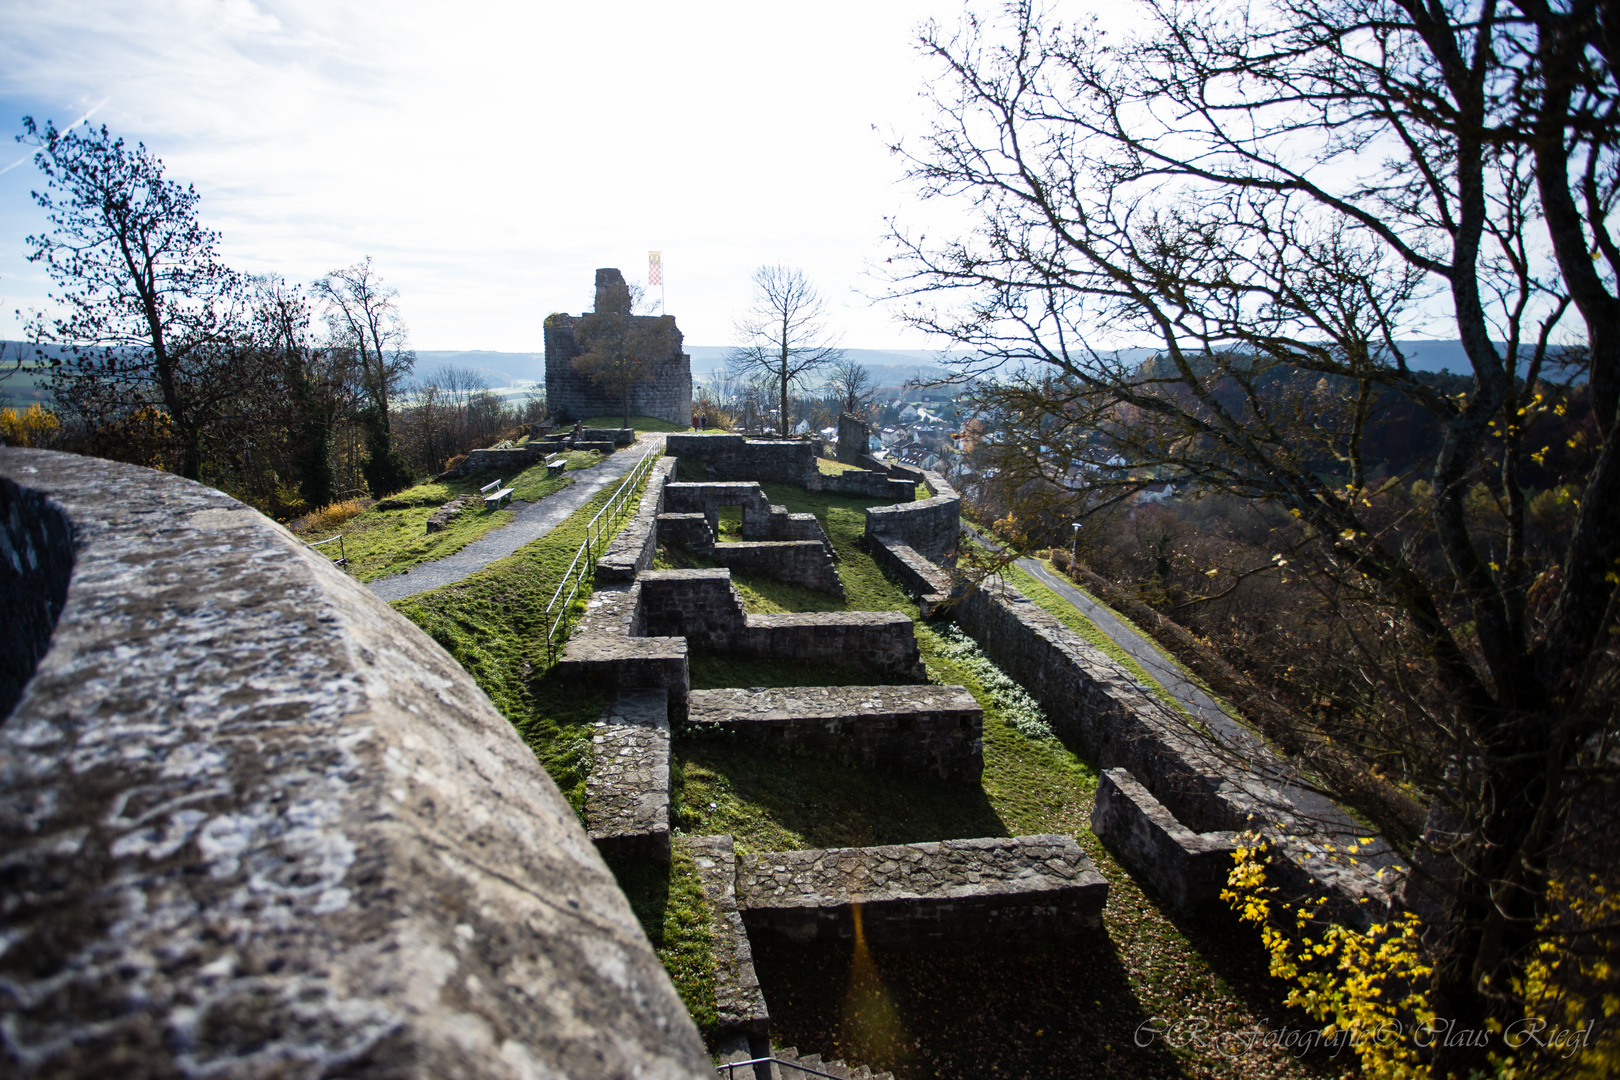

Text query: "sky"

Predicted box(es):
[0, 0, 968, 351]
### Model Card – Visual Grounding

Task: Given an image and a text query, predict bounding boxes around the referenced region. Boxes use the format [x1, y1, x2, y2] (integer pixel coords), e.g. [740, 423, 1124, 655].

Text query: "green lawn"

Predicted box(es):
[583, 414, 691, 432]
[301, 450, 609, 581]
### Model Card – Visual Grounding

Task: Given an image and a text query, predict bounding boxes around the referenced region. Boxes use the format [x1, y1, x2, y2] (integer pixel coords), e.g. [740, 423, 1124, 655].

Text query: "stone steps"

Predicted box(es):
[768, 1045, 894, 1080]
[584, 690, 671, 861]
[687, 685, 983, 782]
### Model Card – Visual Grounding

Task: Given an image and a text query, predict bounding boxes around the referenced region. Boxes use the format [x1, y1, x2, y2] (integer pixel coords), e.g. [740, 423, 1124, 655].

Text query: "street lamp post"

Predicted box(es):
[1071, 522, 1081, 571]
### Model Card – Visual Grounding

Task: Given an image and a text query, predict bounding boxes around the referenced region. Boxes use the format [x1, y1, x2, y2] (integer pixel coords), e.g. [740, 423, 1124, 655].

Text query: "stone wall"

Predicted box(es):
[836, 411, 870, 465]
[737, 835, 1108, 948]
[0, 448, 713, 1080]
[870, 536, 954, 613]
[635, 569, 926, 681]
[596, 455, 677, 583]
[665, 433, 818, 485]
[707, 540, 844, 596]
[664, 480, 776, 538]
[864, 471, 961, 564]
[585, 690, 672, 862]
[687, 685, 983, 781]
[953, 578, 1398, 927]
[544, 268, 693, 425]
[821, 468, 918, 501]
[1090, 768, 1237, 915]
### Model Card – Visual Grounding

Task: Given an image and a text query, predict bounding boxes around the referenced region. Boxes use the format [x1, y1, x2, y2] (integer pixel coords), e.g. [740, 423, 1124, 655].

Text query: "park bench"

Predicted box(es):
[480, 478, 514, 509]
[546, 454, 567, 479]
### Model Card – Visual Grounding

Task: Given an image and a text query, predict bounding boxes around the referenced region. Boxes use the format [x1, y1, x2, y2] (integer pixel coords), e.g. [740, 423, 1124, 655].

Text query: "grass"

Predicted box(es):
[816, 456, 863, 475]
[583, 414, 691, 432]
[392, 465, 1336, 1077]
[300, 450, 611, 581]
[602, 847, 719, 1037]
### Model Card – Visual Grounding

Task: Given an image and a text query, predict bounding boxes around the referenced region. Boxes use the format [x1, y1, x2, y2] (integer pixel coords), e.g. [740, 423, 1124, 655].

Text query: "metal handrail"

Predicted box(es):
[308, 533, 348, 569]
[716, 1056, 847, 1079]
[541, 444, 661, 662]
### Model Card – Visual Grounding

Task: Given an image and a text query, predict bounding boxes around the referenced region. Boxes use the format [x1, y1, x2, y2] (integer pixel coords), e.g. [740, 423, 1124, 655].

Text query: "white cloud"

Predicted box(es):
[0, 0, 956, 349]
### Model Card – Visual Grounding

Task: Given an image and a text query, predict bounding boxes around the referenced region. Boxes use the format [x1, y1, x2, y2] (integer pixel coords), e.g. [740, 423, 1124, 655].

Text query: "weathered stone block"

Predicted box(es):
[663, 481, 775, 538]
[737, 835, 1108, 948]
[586, 691, 672, 862]
[0, 448, 713, 1079]
[1091, 768, 1237, 914]
[687, 685, 983, 781]
[679, 835, 770, 1041]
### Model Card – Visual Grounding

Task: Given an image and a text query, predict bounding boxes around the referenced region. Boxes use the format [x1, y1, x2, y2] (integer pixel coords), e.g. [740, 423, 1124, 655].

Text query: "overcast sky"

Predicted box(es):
[0, 0, 966, 351]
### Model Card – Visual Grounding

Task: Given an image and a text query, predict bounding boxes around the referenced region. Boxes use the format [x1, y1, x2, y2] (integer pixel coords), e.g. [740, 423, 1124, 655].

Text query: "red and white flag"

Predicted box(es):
[648, 251, 662, 286]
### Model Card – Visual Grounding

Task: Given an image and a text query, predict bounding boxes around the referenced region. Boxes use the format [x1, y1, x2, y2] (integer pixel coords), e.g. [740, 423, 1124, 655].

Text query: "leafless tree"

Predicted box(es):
[313, 256, 414, 431]
[886, 2, 1619, 1068]
[727, 264, 843, 436]
[825, 357, 877, 418]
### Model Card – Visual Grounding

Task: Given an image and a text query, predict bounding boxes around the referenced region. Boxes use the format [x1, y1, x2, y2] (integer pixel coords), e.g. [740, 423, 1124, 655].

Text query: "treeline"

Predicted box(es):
[2, 118, 539, 520]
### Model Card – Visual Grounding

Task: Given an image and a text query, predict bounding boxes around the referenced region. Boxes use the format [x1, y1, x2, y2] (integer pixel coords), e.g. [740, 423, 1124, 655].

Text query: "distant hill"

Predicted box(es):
[414, 350, 545, 386]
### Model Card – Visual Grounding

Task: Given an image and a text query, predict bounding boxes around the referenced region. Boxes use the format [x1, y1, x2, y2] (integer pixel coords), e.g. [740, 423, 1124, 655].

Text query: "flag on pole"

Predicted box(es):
[648, 251, 663, 286]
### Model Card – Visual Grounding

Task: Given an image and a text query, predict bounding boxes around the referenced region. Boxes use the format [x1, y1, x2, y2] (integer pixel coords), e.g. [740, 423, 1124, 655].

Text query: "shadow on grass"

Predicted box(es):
[674, 735, 1007, 852]
[752, 930, 1195, 1080]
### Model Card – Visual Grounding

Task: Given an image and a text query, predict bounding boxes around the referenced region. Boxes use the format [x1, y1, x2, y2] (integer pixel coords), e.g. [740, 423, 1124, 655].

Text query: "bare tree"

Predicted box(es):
[313, 257, 414, 431]
[727, 264, 843, 436]
[887, 2, 1618, 1070]
[825, 357, 877, 418]
[313, 257, 416, 496]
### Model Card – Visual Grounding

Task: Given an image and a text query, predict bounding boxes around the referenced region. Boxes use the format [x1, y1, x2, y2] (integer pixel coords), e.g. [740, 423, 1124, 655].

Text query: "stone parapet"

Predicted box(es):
[1090, 767, 1238, 914]
[596, 455, 677, 583]
[656, 511, 714, 550]
[0, 448, 713, 1079]
[820, 469, 918, 501]
[737, 835, 1108, 948]
[585, 691, 672, 862]
[679, 835, 770, 1042]
[687, 685, 983, 781]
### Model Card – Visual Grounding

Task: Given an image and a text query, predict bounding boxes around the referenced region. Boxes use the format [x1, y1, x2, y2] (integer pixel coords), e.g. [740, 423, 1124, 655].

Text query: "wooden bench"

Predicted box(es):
[546, 455, 567, 479]
[480, 478, 514, 509]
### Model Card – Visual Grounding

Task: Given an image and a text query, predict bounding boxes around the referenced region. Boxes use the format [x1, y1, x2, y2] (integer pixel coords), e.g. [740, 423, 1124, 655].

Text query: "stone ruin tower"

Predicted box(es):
[544, 268, 693, 425]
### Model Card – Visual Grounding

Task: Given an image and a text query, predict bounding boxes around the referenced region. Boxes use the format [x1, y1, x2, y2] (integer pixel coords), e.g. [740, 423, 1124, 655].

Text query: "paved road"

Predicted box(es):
[368, 434, 665, 603]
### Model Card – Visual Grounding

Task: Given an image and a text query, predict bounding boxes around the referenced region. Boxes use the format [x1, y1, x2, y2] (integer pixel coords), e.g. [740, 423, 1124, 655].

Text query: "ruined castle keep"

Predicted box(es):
[544, 267, 693, 425]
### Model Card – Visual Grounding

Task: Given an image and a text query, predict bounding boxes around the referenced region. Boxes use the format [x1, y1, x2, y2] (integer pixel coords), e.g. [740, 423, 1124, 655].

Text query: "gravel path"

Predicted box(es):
[368, 435, 665, 603]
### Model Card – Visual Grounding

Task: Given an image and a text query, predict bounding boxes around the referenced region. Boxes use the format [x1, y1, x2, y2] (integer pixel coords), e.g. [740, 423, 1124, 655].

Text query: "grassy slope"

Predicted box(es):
[389, 466, 727, 1035]
[302, 449, 604, 581]
[393, 464, 1336, 1075]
